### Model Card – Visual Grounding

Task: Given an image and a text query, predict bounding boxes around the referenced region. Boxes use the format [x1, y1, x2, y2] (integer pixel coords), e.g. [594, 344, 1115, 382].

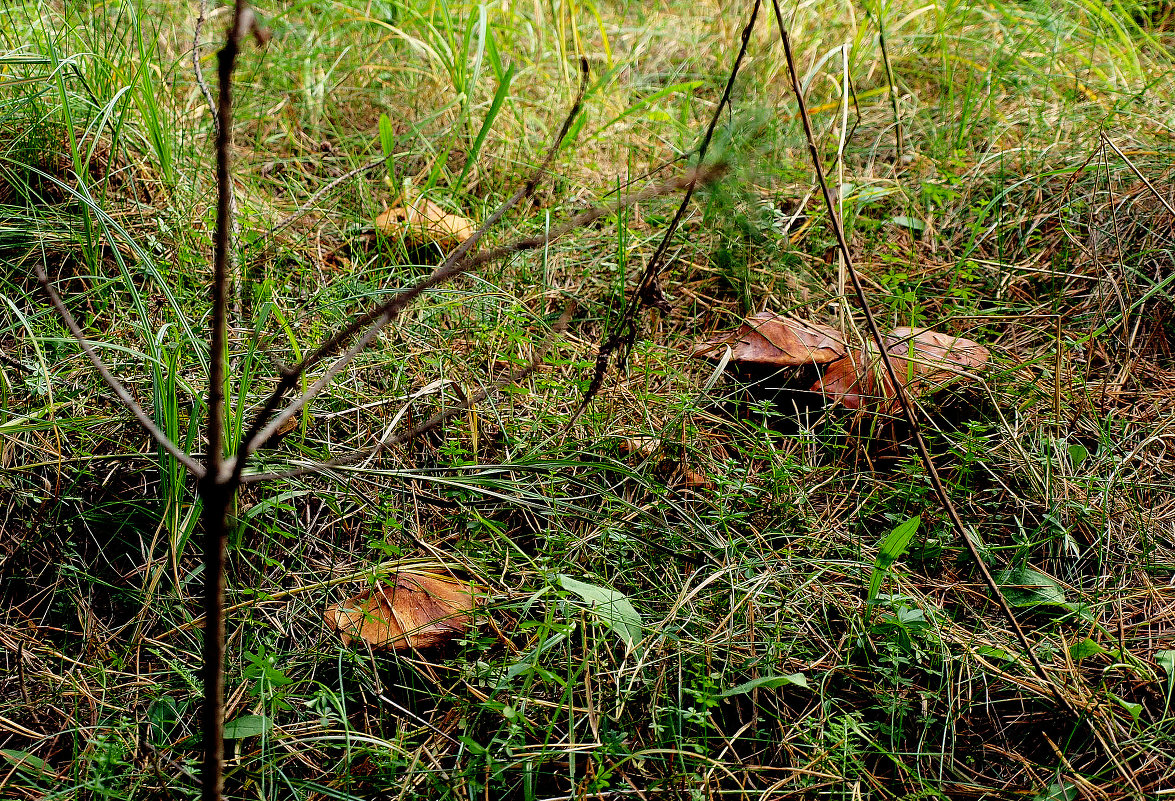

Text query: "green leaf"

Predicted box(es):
[594, 80, 705, 138]
[1035, 780, 1078, 801]
[223, 715, 271, 740]
[378, 113, 396, 183]
[852, 184, 898, 205]
[456, 62, 515, 192]
[888, 215, 925, 232]
[718, 673, 809, 698]
[1109, 692, 1143, 722]
[1067, 443, 1089, 467]
[877, 516, 921, 569]
[558, 575, 643, 650]
[1068, 638, 1105, 660]
[867, 516, 920, 609]
[148, 695, 184, 747]
[1156, 650, 1175, 696]
[995, 567, 1067, 608]
[1156, 649, 1175, 677]
[976, 645, 1013, 661]
[1, 749, 52, 779]
[458, 735, 487, 755]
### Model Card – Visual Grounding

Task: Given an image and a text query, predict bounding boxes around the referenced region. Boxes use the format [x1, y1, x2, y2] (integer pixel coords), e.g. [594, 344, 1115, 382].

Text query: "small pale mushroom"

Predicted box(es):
[374, 197, 475, 250]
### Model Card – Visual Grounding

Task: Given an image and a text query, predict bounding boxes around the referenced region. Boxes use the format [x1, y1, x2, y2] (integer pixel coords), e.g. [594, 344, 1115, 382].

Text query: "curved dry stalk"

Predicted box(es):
[572, 0, 760, 423]
[34, 264, 206, 479]
[1102, 133, 1175, 217]
[232, 163, 723, 477]
[192, 0, 217, 137]
[770, 0, 1143, 794]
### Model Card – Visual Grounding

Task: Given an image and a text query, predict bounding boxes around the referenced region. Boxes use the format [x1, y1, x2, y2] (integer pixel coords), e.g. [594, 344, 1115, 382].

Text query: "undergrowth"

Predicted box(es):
[3, 0, 1175, 798]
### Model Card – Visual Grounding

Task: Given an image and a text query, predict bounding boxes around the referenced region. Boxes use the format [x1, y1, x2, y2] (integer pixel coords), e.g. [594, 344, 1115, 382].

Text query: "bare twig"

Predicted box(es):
[770, 2, 1142, 794]
[199, 4, 263, 800]
[572, 0, 759, 422]
[0, 349, 30, 374]
[192, 0, 217, 138]
[231, 60, 591, 477]
[872, 5, 903, 161]
[1102, 133, 1175, 217]
[772, 0, 1036, 685]
[240, 305, 574, 484]
[34, 264, 206, 479]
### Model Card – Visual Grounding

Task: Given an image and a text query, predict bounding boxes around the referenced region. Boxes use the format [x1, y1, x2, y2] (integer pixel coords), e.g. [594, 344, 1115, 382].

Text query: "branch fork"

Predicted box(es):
[38, 11, 717, 800]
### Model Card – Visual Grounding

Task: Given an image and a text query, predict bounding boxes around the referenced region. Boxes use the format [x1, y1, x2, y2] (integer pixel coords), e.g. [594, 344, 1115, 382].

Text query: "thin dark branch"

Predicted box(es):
[232, 163, 722, 477]
[241, 305, 574, 485]
[772, 0, 1038, 685]
[872, 7, 903, 161]
[572, 0, 759, 422]
[770, 2, 1143, 794]
[231, 60, 591, 478]
[34, 264, 206, 479]
[199, 5, 259, 801]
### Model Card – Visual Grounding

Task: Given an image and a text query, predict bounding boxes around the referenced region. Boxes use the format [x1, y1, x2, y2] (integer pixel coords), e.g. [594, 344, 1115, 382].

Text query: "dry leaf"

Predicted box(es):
[374, 196, 475, 249]
[619, 436, 662, 459]
[693, 312, 847, 367]
[618, 434, 726, 490]
[675, 466, 712, 490]
[325, 572, 478, 651]
[812, 327, 989, 412]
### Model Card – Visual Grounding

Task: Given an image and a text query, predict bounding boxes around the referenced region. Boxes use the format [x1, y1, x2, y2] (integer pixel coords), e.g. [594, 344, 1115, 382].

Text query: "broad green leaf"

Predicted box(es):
[878, 516, 921, 569]
[558, 575, 643, 650]
[889, 215, 925, 232]
[1109, 693, 1143, 722]
[976, 645, 1013, 661]
[1067, 443, 1089, 467]
[1156, 650, 1175, 696]
[867, 516, 920, 609]
[995, 567, 1067, 608]
[223, 714, 271, 740]
[853, 184, 898, 205]
[458, 735, 486, 755]
[718, 672, 809, 698]
[1, 749, 52, 779]
[1068, 638, 1105, 660]
[148, 695, 184, 746]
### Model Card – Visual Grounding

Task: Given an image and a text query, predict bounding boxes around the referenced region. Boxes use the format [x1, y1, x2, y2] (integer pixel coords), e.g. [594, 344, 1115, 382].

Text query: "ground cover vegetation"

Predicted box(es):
[2, 0, 1175, 797]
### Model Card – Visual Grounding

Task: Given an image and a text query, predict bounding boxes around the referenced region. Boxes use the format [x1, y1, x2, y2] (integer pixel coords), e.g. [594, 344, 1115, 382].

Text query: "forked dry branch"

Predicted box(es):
[573, 0, 762, 423]
[33, 4, 722, 799]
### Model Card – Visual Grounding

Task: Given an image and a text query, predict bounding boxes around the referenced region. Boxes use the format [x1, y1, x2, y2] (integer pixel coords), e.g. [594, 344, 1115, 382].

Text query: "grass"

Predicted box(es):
[3, 0, 1175, 797]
